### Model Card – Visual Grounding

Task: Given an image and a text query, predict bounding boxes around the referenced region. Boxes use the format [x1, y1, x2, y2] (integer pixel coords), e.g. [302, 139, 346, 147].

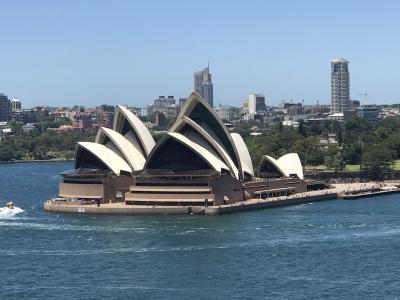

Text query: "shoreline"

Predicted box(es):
[0, 159, 73, 164]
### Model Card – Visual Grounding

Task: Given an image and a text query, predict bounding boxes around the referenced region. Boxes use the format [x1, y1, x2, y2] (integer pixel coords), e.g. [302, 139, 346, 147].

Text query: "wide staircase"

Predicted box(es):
[125, 185, 215, 206]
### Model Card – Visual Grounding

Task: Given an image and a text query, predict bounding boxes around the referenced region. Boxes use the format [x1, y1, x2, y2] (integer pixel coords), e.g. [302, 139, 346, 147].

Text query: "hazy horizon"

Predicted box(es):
[1, 0, 399, 108]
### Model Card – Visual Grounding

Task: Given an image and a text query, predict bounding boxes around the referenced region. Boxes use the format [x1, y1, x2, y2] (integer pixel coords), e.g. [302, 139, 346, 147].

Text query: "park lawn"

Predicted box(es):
[393, 160, 400, 170]
[328, 160, 400, 172]
[345, 164, 360, 172]
[305, 160, 400, 172]
[305, 165, 356, 172]
[304, 165, 328, 171]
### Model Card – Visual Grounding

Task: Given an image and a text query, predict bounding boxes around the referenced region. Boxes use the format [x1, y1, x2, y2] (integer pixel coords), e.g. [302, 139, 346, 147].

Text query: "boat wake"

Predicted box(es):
[0, 207, 25, 219]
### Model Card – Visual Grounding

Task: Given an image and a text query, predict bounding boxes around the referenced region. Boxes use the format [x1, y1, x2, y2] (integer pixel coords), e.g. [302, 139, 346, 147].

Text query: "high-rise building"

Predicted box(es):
[179, 98, 187, 107]
[150, 96, 178, 118]
[0, 93, 11, 122]
[194, 71, 204, 96]
[153, 96, 176, 109]
[242, 99, 249, 114]
[248, 94, 266, 114]
[11, 98, 22, 111]
[357, 104, 379, 123]
[331, 58, 350, 113]
[194, 65, 213, 107]
[215, 105, 236, 121]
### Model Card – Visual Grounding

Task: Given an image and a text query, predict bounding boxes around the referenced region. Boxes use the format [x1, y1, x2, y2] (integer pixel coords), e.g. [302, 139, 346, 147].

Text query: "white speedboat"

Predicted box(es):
[0, 202, 24, 218]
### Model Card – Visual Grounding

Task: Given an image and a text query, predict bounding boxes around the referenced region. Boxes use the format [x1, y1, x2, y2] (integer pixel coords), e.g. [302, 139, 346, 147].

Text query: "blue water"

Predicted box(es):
[1, 162, 400, 299]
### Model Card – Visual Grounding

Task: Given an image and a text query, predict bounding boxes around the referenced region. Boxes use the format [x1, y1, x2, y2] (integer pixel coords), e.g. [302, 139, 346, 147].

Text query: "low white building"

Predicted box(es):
[328, 112, 344, 122]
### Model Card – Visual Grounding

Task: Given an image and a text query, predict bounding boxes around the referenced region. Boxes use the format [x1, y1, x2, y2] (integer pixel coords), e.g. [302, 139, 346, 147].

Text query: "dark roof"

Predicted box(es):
[61, 168, 112, 179]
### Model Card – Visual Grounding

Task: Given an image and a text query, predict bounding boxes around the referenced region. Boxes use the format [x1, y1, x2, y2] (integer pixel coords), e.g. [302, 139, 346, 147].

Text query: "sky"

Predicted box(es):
[1, 0, 399, 108]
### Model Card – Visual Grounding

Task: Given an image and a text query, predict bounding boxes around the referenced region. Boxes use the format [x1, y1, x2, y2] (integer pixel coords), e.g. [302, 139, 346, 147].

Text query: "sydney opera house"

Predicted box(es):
[46, 93, 323, 214]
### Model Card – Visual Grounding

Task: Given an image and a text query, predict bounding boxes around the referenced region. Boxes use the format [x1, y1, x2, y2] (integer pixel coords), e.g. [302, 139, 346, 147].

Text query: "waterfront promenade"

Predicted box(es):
[44, 180, 400, 215]
[206, 181, 399, 214]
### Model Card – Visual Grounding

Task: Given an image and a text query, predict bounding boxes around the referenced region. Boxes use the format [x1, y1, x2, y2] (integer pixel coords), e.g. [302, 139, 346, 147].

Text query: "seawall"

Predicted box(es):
[205, 193, 337, 215]
[44, 192, 337, 216]
[44, 181, 400, 215]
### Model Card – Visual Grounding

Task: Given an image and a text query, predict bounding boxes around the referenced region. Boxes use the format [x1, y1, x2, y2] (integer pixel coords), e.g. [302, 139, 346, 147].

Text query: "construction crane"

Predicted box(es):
[358, 91, 373, 103]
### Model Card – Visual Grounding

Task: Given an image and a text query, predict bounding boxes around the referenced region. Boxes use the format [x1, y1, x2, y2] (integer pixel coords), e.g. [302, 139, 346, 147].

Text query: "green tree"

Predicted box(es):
[382, 132, 400, 159]
[297, 119, 307, 137]
[290, 136, 323, 167]
[0, 146, 15, 161]
[0, 144, 22, 161]
[361, 145, 394, 179]
[32, 144, 49, 160]
[278, 121, 283, 132]
[324, 145, 343, 172]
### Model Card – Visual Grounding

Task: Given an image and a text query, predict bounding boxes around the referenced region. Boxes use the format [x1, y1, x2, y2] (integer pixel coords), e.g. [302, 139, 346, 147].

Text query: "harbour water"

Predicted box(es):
[1, 162, 400, 299]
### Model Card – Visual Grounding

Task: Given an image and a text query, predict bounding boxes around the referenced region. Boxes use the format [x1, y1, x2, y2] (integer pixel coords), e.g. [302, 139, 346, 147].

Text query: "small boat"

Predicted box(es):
[0, 201, 14, 212]
[0, 202, 24, 218]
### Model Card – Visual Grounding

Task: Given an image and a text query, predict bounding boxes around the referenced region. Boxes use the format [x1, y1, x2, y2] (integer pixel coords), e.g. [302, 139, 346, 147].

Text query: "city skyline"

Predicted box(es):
[1, 1, 400, 107]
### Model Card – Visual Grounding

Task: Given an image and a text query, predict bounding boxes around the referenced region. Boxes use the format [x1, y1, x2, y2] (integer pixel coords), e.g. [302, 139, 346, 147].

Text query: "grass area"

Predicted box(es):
[304, 165, 328, 171]
[345, 164, 360, 172]
[346, 160, 400, 171]
[393, 160, 400, 170]
[306, 160, 400, 172]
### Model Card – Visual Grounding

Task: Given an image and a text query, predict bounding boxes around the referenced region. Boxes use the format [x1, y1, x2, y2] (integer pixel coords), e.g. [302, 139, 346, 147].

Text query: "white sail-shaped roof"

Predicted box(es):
[259, 153, 304, 179]
[278, 153, 303, 179]
[231, 133, 254, 179]
[95, 127, 146, 171]
[259, 155, 285, 178]
[170, 116, 240, 179]
[75, 142, 131, 175]
[177, 92, 243, 179]
[145, 132, 229, 173]
[113, 105, 155, 158]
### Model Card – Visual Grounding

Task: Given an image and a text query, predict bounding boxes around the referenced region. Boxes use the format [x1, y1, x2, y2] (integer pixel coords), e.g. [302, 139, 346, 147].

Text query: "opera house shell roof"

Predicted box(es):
[146, 93, 254, 180]
[112, 105, 155, 158]
[69, 93, 255, 182]
[259, 153, 304, 180]
[72, 105, 155, 177]
[75, 142, 131, 176]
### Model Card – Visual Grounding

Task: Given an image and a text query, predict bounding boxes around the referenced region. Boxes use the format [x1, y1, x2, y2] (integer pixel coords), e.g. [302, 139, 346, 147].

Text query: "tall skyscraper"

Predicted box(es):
[194, 65, 213, 107]
[0, 93, 11, 122]
[194, 71, 204, 96]
[331, 58, 350, 113]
